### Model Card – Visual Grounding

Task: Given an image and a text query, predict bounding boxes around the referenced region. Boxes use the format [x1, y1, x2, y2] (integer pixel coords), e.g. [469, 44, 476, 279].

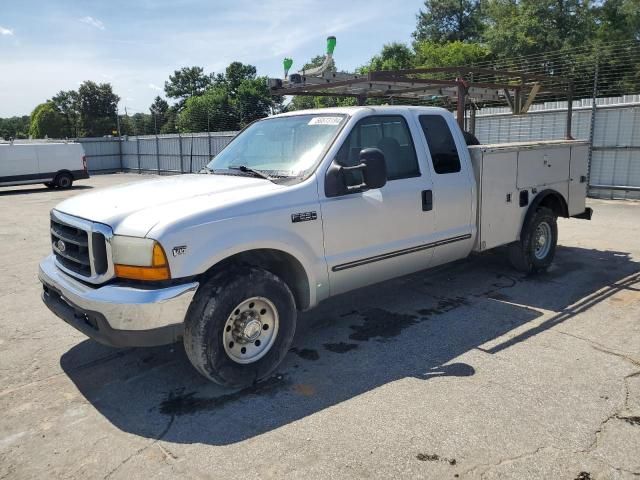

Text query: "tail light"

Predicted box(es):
[82, 155, 87, 171]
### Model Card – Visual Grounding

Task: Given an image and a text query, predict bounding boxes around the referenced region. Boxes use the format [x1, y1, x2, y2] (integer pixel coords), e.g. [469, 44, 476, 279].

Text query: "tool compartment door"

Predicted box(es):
[472, 149, 520, 251]
[568, 144, 589, 215]
[517, 146, 571, 189]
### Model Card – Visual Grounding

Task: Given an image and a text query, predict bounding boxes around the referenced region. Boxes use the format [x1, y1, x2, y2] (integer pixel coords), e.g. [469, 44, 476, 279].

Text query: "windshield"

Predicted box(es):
[205, 114, 347, 178]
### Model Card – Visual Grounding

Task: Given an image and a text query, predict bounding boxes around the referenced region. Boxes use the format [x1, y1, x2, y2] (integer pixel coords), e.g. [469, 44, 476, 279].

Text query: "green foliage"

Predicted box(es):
[176, 62, 277, 132]
[51, 90, 79, 137]
[149, 96, 170, 134]
[0, 116, 30, 140]
[483, 0, 595, 59]
[413, 0, 484, 43]
[164, 66, 213, 110]
[365, 43, 415, 71]
[177, 86, 235, 132]
[414, 40, 489, 67]
[29, 102, 66, 138]
[594, 0, 640, 43]
[77, 81, 119, 136]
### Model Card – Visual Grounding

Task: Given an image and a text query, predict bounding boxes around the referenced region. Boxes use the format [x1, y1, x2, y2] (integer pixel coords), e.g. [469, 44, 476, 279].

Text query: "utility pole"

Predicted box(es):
[116, 107, 123, 170]
[116, 107, 122, 138]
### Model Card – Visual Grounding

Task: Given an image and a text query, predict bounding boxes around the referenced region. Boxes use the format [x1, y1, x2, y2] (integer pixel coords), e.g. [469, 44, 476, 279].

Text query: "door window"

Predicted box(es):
[419, 115, 461, 174]
[335, 115, 420, 181]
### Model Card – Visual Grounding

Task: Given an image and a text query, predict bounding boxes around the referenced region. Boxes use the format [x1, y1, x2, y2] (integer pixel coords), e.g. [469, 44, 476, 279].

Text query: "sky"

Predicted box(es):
[0, 0, 424, 117]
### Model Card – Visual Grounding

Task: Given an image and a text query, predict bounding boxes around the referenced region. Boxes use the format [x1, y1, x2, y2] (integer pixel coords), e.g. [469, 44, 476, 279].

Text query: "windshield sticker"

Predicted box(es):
[308, 116, 342, 126]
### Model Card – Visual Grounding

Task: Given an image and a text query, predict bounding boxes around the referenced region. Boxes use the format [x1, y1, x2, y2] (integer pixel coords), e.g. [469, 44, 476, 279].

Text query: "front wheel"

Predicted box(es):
[183, 266, 297, 387]
[508, 207, 558, 273]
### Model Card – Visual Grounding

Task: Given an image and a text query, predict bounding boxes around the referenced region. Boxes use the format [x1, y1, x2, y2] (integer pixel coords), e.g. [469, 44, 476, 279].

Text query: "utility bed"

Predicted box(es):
[469, 140, 590, 252]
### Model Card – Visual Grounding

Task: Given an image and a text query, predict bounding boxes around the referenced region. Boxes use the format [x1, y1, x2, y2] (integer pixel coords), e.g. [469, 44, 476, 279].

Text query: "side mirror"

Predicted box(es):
[359, 148, 387, 190]
[325, 148, 387, 197]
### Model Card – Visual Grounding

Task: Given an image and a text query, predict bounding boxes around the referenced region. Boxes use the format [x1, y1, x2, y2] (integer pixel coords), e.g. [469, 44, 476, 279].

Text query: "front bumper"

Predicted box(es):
[38, 254, 199, 347]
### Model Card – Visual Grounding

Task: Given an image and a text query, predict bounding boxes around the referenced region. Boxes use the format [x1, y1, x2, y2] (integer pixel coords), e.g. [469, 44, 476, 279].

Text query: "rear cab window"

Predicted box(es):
[419, 115, 461, 174]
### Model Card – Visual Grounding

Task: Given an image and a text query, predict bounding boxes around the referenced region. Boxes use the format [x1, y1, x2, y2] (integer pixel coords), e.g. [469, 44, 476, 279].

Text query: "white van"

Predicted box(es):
[0, 142, 89, 189]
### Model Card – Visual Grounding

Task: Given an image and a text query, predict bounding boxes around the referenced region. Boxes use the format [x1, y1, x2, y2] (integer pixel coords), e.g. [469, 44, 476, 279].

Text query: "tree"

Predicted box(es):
[160, 106, 179, 134]
[483, 0, 595, 59]
[0, 116, 30, 140]
[365, 42, 415, 71]
[233, 77, 274, 127]
[220, 62, 257, 94]
[414, 40, 489, 67]
[130, 113, 153, 135]
[177, 85, 237, 133]
[76, 81, 119, 136]
[413, 0, 484, 43]
[51, 90, 80, 137]
[164, 66, 213, 110]
[149, 96, 169, 133]
[29, 102, 66, 138]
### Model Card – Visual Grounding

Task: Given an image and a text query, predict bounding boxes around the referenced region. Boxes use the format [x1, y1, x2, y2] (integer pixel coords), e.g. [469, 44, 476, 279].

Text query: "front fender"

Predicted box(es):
[157, 218, 328, 308]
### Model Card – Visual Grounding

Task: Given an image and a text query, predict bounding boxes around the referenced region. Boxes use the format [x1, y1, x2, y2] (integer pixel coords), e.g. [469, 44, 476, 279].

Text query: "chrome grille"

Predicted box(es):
[50, 210, 114, 284]
[51, 218, 91, 276]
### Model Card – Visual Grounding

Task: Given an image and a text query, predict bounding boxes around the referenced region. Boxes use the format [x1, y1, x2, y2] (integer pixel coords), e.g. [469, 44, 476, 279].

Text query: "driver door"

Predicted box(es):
[320, 114, 437, 296]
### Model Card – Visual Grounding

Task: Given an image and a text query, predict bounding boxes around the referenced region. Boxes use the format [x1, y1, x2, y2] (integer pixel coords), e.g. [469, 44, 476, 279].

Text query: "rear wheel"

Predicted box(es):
[55, 172, 73, 189]
[183, 266, 297, 387]
[508, 207, 557, 273]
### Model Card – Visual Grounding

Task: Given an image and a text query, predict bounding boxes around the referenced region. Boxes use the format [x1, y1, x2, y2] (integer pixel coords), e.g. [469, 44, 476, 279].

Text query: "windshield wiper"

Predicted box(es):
[227, 165, 272, 180]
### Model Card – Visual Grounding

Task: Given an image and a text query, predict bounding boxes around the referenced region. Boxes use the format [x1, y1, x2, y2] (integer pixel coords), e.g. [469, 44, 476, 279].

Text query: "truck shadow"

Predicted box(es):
[60, 245, 640, 446]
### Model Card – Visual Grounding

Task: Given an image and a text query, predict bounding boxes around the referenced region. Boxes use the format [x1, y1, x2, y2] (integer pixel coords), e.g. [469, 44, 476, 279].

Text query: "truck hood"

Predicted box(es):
[55, 174, 283, 236]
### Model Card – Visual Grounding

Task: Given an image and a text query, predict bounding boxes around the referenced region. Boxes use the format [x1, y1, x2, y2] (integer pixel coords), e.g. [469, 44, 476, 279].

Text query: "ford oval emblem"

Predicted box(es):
[57, 239, 66, 253]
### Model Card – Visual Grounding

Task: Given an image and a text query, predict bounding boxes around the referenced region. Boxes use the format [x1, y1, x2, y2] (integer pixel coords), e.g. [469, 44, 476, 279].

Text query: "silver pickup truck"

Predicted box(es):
[39, 106, 592, 387]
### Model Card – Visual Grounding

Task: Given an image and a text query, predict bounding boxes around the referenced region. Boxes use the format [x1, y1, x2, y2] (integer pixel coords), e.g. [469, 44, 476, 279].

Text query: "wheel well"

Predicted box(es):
[55, 169, 73, 179]
[537, 190, 569, 218]
[204, 249, 311, 310]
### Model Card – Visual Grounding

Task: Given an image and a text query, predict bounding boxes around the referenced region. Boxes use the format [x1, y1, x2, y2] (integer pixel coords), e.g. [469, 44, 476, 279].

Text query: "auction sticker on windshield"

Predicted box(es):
[308, 117, 343, 126]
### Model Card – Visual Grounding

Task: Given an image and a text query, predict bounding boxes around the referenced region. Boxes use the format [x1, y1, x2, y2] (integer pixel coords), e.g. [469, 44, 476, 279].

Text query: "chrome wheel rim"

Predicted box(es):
[223, 297, 279, 364]
[533, 221, 552, 260]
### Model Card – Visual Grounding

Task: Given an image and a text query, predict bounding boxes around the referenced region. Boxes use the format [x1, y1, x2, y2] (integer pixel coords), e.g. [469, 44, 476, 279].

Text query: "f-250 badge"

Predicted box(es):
[172, 245, 187, 257]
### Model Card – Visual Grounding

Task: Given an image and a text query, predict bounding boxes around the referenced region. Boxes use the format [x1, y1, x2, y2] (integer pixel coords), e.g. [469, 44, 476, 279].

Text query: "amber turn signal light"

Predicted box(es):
[114, 242, 171, 281]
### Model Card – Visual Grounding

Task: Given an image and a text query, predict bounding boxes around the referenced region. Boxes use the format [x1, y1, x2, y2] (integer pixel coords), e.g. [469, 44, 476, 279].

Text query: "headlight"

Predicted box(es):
[111, 236, 170, 281]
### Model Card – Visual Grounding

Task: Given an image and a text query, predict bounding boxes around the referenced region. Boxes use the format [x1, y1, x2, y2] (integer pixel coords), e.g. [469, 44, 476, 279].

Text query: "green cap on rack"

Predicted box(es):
[283, 58, 293, 76]
[326, 36, 336, 55]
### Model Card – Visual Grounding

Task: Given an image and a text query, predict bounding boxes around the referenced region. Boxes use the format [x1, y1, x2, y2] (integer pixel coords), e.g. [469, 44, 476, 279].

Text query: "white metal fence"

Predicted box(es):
[76, 95, 640, 200]
[78, 132, 236, 173]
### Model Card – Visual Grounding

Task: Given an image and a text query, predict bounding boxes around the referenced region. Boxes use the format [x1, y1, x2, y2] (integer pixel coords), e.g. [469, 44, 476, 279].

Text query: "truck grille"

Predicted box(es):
[51, 219, 91, 276]
[50, 211, 113, 283]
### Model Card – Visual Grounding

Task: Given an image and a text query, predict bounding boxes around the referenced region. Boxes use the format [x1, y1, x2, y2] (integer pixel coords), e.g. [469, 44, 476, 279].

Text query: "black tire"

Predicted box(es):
[508, 207, 558, 273]
[44, 182, 56, 189]
[183, 266, 297, 387]
[55, 172, 73, 189]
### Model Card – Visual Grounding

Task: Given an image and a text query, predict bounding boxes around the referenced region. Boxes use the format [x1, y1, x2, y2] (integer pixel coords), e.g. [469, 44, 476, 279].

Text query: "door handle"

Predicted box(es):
[421, 190, 433, 211]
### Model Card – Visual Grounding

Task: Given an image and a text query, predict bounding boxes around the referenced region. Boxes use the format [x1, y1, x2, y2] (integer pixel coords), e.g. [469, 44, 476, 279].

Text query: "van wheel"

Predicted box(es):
[508, 207, 557, 273]
[55, 173, 73, 189]
[183, 266, 297, 387]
